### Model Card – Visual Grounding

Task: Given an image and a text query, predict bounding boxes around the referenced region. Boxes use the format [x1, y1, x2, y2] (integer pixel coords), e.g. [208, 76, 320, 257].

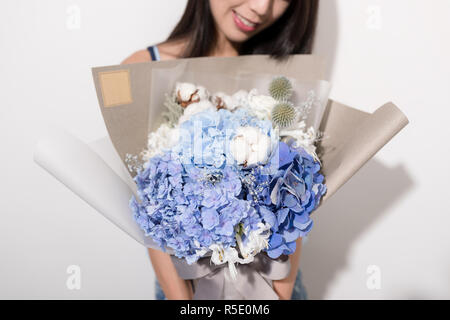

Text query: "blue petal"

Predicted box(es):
[283, 193, 298, 208]
[277, 208, 290, 225]
[260, 206, 277, 228]
[267, 244, 289, 259]
[293, 214, 313, 232]
[285, 241, 297, 254]
[201, 208, 219, 230]
[268, 232, 283, 248]
[283, 228, 301, 243]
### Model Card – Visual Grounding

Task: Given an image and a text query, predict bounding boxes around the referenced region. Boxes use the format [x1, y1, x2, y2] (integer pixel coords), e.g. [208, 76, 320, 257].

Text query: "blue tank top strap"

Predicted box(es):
[147, 45, 161, 61]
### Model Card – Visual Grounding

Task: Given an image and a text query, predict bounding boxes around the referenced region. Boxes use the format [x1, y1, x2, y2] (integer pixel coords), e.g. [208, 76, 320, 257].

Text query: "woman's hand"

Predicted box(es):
[148, 248, 194, 300]
[272, 238, 303, 300]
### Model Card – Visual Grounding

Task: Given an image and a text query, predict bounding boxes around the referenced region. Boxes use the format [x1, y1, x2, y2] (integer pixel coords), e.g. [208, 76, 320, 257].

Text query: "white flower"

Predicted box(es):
[208, 222, 272, 281]
[175, 82, 194, 100]
[175, 82, 209, 107]
[279, 121, 320, 161]
[232, 89, 249, 103]
[194, 242, 209, 258]
[246, 89, 277, 120]
[229, 90, 250, 110]
[230, 126, 272, 166]
[178, 99, 215, 124]
[210, 90, 254, 111]
[141, 123, 179, 161]
[236, 222, 271, 260]
[209, 244, 240, 280]
[211, 92, 236, 111]
[175, 82, 209, 101]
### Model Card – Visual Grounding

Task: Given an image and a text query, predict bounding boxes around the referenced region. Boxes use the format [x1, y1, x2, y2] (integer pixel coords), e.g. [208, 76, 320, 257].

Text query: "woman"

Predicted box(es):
[123, 0, 319, 300]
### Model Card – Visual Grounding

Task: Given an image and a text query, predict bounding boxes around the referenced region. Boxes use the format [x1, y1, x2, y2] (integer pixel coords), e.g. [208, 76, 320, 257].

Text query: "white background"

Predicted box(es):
[0, 0, 449, 299]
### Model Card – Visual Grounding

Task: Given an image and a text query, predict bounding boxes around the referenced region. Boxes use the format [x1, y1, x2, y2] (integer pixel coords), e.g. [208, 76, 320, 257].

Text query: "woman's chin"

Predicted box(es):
[225, 30, 253, 44]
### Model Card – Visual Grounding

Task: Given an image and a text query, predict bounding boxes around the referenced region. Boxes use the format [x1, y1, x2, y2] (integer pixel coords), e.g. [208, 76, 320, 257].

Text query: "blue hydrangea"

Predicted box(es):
[130, 106, 326, 264]
[175, 108, 275, 168]
[130, 152, 257, 264]
[242, 142, 327, 259]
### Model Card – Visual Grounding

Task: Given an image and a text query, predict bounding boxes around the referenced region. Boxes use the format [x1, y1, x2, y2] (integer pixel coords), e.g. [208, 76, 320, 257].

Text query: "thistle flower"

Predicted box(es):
[268, 76, 293, 101]
[271, 101, 297, 129]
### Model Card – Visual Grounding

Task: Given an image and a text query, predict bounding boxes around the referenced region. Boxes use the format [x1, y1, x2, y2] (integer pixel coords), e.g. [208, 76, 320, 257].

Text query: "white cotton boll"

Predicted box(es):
[175, 83, 210, 107]
[212, 92, 236, 110]
[211, 92, 226, 108]
[222, 95, 235, 110]
[175, 82, 197, 101]
[229, 135, 249, 164]
[184, 100, 215, 117]
[256, 134, 271, 163]
[192, 85, 209, 101]
[230, 126, 272, 166]
[178, 100, 215, 124]
[246, 152, 259, 167]
[240, 127, 259, 145]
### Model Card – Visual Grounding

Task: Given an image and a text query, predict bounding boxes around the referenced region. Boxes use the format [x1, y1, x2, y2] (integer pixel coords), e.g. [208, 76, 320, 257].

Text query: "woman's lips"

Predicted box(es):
[232, 10, 259, 32]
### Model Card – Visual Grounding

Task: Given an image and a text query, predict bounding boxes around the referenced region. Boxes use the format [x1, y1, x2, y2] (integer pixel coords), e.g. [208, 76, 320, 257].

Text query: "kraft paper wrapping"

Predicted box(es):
[92, 54, 408, 206]
[92, 55, 327, 166]
[91, 55, 409, 300]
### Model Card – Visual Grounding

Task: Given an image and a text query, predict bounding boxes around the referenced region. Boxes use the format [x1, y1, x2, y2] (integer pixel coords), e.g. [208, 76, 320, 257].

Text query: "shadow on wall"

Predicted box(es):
[304, 1, 415, 299]
[301, 158, 415, 299]
[313, 0, 339, 81]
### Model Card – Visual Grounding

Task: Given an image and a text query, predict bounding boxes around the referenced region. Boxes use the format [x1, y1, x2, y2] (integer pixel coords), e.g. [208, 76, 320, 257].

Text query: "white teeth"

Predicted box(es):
[236, 12, 256, 27]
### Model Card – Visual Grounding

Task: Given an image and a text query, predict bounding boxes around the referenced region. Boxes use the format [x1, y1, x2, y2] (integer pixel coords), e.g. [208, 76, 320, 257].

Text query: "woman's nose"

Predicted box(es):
[248, 0, 272, 18]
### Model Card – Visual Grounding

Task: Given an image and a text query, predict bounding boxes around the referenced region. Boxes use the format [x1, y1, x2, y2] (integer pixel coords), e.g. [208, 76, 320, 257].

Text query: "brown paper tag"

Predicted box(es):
[99, 70, 133, 107]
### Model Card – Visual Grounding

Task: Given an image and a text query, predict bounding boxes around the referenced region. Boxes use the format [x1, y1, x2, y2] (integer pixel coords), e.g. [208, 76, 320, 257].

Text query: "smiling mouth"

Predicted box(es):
[232, 10, 260, 31]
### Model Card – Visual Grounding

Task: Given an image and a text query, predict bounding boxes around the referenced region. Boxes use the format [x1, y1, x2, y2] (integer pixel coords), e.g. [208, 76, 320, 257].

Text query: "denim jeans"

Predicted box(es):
[155, 269, 307, 300]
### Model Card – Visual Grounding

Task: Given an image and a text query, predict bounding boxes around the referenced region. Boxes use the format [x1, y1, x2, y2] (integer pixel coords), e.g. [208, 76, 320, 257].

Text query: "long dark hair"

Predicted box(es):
[166, 0, 319, 61]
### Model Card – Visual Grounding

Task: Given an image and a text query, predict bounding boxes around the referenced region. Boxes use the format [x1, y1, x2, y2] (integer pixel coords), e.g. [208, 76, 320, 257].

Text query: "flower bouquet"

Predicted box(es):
[34, 54, 408, 300]
[127, 76, 330, 279]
